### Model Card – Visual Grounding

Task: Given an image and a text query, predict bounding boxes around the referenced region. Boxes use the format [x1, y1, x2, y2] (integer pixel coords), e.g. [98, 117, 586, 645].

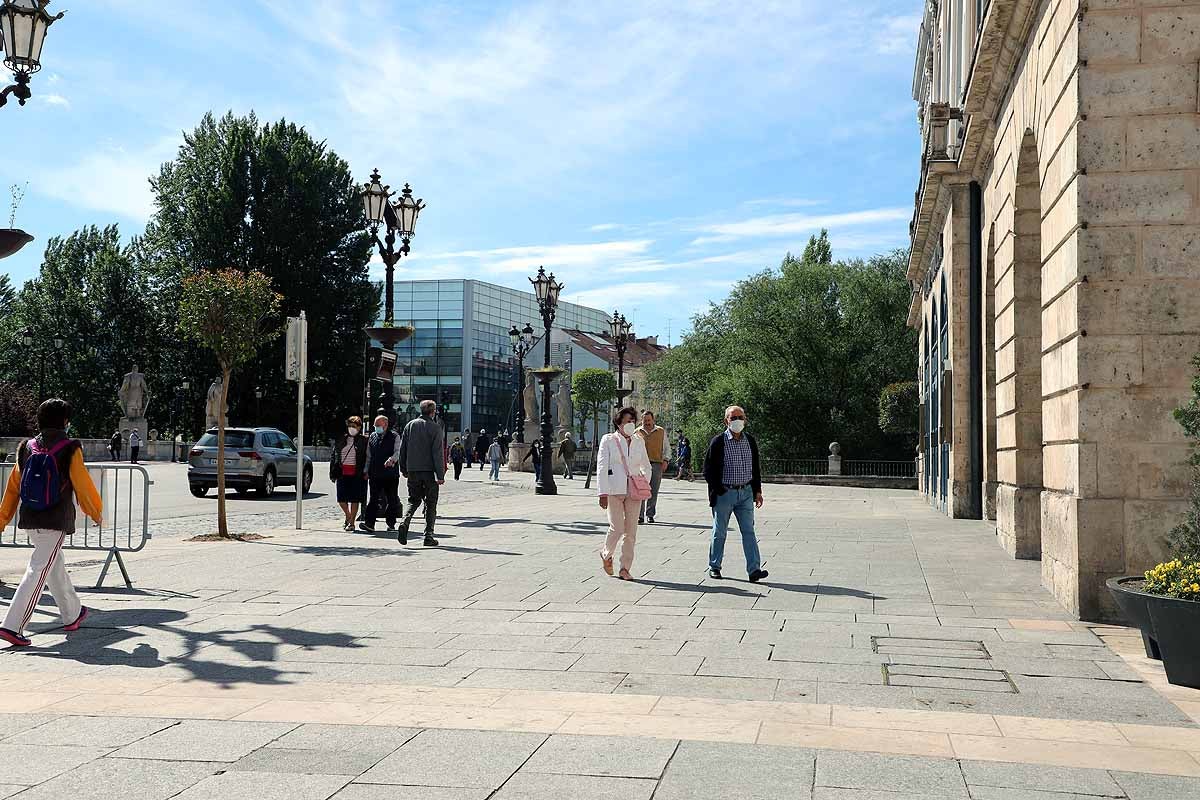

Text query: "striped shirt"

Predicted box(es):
[721, 430, 753, 486]
[340, 441, 358, 466]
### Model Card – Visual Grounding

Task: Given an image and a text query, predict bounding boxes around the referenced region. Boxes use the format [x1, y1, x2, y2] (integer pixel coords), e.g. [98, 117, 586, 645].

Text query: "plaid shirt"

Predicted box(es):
[721, 430, 753, 486]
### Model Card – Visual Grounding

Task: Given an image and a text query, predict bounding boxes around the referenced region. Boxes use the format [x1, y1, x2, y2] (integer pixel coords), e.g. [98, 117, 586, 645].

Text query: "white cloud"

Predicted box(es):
[875, 14, 922, 56]
[567, 282, 680, 312]
[37, 137, 178, 222]
[413, 239, 655, 278]
[694, 207, 911, 241]
[41, 93, 70, 108]
[589, 223, 621, 232]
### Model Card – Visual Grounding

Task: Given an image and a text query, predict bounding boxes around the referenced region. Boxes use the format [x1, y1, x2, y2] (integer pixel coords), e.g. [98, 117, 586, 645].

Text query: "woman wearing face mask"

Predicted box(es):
[330, 415, 369, 531]
[597, 406, 652, 580]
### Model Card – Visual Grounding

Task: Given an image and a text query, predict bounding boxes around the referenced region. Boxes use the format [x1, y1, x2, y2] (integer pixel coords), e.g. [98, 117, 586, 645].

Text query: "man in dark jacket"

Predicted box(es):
[397, 400, 446, 547]
[702, 405, 767, 583]
[474, 429, 492, 471]
[361, 414, 403, 533]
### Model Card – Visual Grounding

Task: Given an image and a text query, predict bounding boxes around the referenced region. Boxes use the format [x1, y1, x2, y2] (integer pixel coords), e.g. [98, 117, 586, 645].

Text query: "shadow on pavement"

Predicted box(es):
[14, 608, 363, 688]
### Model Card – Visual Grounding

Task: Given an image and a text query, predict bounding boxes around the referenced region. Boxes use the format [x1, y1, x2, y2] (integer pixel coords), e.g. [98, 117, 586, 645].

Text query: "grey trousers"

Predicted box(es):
[640, 462, 664, 520]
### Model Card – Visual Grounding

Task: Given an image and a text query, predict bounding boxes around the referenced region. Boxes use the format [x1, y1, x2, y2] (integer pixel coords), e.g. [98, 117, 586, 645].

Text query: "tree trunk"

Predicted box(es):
[585, 409, 598, 489]
[216, 368, 231, 539]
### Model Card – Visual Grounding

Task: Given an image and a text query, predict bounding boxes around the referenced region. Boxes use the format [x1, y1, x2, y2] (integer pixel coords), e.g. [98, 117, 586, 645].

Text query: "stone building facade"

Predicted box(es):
[908, 0, 1200, 619]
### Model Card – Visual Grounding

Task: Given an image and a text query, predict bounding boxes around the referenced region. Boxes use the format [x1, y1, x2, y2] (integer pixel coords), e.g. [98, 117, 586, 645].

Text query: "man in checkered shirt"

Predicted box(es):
[701, 405, 768, 582]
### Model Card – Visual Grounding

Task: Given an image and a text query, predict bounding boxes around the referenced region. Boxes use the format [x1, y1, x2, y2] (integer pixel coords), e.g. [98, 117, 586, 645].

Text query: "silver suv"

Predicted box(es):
[188, 427, 313, 498]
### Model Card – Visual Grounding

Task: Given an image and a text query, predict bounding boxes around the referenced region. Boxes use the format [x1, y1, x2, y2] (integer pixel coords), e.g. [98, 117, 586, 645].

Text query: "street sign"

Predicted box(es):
[285, 316, 307, 382]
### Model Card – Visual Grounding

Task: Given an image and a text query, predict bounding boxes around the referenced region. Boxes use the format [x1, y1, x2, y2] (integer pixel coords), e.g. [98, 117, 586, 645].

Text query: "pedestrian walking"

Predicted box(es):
[497, 429, 512, 461]
[635, 410, 668, 523]
[522, 439, 543, 482]
[703, 405, 768, 582]
[463, 429, 474, 468]
[331, 415, 368, 531]
[475, 429, 492, 471]
[675, 435, 692, 480]
[109, 430, 122, 462]
[396, 400, 445, 546]
[360, 415, 403, 533]
[597, 406, 652, 581]
[0, 399, 99, 647]
[558, 431, 577, 479]
[450, 437, 465, 480]
[487, 438, 502, 481]
[128, 429, 141, 464]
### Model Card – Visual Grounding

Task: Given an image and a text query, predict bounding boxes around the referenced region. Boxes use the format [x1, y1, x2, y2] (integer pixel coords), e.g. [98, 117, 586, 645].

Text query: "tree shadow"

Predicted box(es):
[256, 541, 413, 559]
[451, 518, 531, 529]
[13, 608, 364, 688]
[436, 545, 521, 557]
[544, 521, 608, 536]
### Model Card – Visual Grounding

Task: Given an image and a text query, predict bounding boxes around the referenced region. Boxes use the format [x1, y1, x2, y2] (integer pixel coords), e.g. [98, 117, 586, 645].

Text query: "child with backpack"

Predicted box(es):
[0, 399, 101, 647]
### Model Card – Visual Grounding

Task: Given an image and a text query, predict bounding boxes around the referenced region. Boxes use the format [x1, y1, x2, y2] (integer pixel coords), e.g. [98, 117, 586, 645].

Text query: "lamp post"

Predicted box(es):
[255, 386, 263, 423]
[508, 322, 535, 444]
[529, 266, 564, 496]
[20, 327, 63, 399]
[360, 168, 423, 425]
[609, 311, 634, 407]
[175, 380, 190, 461]
[0, 0, 65, 110]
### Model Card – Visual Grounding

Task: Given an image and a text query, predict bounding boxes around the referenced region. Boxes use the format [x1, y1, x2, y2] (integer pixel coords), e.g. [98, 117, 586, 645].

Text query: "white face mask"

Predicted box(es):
[621, 422, 637, 436]
[729, 420, 746, 434]
[348, 427, 360, 436]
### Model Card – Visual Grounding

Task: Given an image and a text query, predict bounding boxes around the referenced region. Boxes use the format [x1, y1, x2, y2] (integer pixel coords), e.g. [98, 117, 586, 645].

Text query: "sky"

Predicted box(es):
[1, 0, 924, 344]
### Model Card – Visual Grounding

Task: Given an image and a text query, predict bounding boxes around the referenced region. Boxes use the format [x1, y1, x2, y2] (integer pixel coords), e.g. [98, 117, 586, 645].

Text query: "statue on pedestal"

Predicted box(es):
[205, 376, 228, 430]
[117, 365, 151, 441]
[522, 369, 540, 442]
[555, 380, 573, 433]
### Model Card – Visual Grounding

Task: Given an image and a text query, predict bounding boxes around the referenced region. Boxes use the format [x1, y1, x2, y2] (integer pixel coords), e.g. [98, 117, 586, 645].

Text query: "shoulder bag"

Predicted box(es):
[616, 437, 652, 501]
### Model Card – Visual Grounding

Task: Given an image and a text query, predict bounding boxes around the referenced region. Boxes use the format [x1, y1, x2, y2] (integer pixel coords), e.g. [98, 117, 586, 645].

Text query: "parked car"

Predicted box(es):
[188, 427, 313, 498]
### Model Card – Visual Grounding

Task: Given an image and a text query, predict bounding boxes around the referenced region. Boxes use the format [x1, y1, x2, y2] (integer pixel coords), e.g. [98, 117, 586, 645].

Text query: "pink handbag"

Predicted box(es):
[617, 438, 652, 501]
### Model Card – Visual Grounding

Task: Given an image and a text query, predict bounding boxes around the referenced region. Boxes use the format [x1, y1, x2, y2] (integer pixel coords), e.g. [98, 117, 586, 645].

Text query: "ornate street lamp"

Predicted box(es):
[0, 0, 65, 109]
[20, 325, 62, 398]
[508, 322, 535, 444]
[529, 266, 564, 496]
[360, 168, 424, 425]
[255, 386, 263, 422]
[610, 310, 634, 406]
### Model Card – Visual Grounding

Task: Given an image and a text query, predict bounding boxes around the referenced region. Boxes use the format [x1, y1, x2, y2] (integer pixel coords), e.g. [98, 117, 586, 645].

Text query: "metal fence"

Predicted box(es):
[761, 459, 830, 476]
[0, 463, 153, 588]
[842, 460, 917, 478]
[762, 458, 916, 478]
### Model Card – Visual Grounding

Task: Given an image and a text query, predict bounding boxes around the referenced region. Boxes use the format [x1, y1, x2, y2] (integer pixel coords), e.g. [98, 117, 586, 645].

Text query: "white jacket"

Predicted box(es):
[597, 432, 651, 497]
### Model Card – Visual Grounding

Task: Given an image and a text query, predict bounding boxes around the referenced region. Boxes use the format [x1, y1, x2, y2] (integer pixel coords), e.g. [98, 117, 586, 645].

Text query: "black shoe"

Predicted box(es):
[708, 568, 722, 579]
[648, 516, 655, 524]
[359, 523, 376, 533]
[386, 524, 396, 533]
[397, 525, 409, 545]
[749, 569, 769, 583]
[638, 518, 645, 525]
[423, 534, 439, 547]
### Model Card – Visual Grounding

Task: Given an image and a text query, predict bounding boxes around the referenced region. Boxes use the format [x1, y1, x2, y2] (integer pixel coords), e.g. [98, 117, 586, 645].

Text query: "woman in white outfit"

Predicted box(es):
[597, 406, 652, 580]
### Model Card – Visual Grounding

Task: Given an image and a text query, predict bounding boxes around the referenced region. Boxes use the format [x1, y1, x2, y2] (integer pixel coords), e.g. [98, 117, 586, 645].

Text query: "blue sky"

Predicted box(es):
[2, 0, 923, 342]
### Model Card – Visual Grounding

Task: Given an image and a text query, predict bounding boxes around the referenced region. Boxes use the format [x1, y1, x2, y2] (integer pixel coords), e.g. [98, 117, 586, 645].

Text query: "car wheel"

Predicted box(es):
[259, 468, 276, 497]
[189, 484, 208, 498]
[302, 466, 313, 495]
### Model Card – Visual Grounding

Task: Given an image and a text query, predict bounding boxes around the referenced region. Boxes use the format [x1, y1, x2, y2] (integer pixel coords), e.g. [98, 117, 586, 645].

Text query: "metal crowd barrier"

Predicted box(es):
[0, 463, 153, 588]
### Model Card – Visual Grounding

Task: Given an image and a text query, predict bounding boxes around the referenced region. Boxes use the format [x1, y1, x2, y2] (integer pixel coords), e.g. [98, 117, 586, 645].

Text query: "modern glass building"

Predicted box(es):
[387, 279, 609, 435]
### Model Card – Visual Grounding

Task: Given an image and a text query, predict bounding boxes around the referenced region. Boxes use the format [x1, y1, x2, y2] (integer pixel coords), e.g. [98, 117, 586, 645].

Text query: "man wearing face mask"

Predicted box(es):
[396, 400, 446, 547]
[703, 405, 767, 582]
[361, 415, 403, 533]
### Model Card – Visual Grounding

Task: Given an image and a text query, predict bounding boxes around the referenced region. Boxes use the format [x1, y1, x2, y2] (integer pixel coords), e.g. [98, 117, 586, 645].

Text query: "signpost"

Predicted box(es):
[286, 312, 308, 529]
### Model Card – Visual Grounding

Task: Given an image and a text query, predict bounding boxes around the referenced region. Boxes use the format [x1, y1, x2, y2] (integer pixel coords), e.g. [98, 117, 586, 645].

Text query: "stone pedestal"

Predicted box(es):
[506, 441, 559, 473]
[120, 417, 148, 443]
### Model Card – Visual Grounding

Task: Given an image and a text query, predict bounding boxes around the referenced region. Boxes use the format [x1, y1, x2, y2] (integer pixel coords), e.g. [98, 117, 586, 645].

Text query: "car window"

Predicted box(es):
[259, 432, 279, 448]
[197, 432, 255, 448]
[275, 433, 296, 451]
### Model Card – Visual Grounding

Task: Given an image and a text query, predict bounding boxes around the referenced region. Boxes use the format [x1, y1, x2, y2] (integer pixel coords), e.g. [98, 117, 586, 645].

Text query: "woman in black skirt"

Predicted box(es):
[331, 415, 368, 530]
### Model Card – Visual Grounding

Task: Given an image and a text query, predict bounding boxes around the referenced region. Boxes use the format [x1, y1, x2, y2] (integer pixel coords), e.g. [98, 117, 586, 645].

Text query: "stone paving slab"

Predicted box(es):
[0, 474, 1198, 794]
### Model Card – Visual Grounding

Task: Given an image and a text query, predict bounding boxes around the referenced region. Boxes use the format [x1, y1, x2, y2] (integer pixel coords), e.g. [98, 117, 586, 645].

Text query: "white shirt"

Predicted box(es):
[596, 432, 651, 497]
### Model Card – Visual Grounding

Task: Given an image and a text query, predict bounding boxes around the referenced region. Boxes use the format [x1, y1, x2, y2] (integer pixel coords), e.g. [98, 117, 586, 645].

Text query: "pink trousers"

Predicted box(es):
[602, 496, 641, 572]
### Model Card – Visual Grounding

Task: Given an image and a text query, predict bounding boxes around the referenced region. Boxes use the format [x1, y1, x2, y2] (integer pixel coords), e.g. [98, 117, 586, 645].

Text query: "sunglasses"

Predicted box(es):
[729, 415, 746, 421]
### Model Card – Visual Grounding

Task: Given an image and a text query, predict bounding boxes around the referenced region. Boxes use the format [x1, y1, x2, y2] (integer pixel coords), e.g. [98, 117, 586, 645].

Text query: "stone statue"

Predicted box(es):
[118, 365, 151, 420]
[556, 380, 573, 430]
[523, 369, 538, 422]
[205, 376, 228, 429]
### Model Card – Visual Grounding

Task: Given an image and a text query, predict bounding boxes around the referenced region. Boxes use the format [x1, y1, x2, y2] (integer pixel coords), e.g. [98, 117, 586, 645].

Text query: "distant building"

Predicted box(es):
[907, 1, 1200, 619]
[550, 330, 673, 437]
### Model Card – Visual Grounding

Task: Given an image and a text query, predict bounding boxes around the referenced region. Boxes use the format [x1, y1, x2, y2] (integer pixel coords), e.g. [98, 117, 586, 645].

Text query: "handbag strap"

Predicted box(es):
[615, 435, 636, 476]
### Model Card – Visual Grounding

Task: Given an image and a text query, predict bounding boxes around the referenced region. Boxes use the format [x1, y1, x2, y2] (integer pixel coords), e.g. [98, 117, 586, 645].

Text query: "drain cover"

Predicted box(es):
[873, 636, 1017, 693]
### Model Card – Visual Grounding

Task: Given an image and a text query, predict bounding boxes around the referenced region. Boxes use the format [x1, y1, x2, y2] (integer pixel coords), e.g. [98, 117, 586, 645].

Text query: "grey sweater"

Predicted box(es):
[398, 416, 445, 480]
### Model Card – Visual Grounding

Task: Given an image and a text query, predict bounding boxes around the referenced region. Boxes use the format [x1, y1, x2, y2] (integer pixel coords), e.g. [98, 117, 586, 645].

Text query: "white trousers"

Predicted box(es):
[2, 529, 80, 634]
[602, 496, 641, 572]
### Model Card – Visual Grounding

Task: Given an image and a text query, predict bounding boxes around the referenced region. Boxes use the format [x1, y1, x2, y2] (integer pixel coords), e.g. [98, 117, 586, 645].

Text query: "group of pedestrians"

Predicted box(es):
[329, 402, 445, 547]
[597, 405, 766, 584]
[107, 429, 142, 464]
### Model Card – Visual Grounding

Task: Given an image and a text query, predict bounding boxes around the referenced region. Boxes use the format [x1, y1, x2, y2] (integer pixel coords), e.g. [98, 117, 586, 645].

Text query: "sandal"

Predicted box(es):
[618, 569, 632, 581]
[601, 553, 614, 576]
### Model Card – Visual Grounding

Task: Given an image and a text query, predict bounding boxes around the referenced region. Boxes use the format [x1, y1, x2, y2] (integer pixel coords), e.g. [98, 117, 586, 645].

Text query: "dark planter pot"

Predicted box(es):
[1107, 576, 1200, 689]
[0, 229, 34, 260]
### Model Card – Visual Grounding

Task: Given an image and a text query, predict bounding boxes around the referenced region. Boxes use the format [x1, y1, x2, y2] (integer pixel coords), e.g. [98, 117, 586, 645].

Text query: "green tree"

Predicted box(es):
[802, 228, 833, 266]
[144, 111, 378, 434]
[0, 381, 36, 438]
[879, 381, 919, 452]
[0, 274, 14, 314]
[179, 269, 282, 538]
[572, 367, 617, 488]
[647, 245, 916, 462]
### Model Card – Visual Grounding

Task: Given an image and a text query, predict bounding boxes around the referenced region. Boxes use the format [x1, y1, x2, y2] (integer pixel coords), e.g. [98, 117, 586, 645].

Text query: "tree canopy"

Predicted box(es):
[646, 232, 916, 461]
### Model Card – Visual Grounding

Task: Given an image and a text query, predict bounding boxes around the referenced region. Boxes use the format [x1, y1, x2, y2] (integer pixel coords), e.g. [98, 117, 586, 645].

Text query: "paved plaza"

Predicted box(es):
[0, 470, 1197, 798]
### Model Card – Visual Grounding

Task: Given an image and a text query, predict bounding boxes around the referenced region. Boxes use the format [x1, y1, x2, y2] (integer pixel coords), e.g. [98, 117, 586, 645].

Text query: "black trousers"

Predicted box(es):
[401, 473, 440, 534]
[130, 447, 139, 463]
[365, 475, 402, 528]
[452, 461, 463, 479]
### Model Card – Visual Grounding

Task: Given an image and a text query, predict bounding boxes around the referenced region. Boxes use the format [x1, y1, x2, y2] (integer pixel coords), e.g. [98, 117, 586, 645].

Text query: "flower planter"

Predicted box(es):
[0, 229, 34, 260]
[1108, 576, 1200, 689]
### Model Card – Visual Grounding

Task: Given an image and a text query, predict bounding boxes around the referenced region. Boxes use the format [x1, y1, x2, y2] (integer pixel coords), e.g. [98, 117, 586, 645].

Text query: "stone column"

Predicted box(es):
[828, 442, 842, 476]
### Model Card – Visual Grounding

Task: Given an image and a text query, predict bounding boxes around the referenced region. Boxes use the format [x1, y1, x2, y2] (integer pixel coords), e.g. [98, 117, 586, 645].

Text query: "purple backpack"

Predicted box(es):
[19, 438, 72, 511]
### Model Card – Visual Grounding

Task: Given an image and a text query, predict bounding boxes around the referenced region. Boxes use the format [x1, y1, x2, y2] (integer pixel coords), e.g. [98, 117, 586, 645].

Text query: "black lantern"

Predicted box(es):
[360, 169, 391, 226]
[393, 183, 424, 240]
[610, 310, 634, 405]
[0, 0, 65, 109]
[530, 266, 564, 495]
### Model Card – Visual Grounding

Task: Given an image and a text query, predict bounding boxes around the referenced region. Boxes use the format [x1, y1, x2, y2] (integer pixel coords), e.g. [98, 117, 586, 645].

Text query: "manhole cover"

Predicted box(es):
[873, 636, 1017, 694]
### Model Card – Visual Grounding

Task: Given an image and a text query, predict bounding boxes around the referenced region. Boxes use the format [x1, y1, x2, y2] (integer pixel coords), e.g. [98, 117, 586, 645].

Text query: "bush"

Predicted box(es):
[1144, 559, 1200, 601]
[878, 381, 918, 435]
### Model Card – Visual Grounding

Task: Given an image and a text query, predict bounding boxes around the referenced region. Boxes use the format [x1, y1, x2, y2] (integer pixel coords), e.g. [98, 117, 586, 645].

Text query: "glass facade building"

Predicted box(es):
[387, 280, 609, 436]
